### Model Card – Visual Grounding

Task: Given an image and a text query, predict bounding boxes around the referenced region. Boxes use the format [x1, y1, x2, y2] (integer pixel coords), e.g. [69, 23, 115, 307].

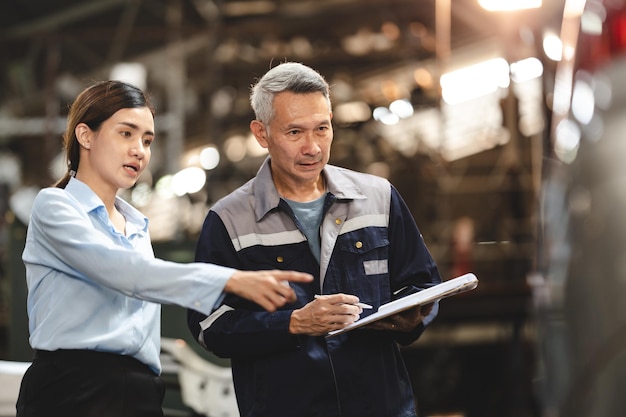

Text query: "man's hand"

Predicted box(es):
[224, 269, 313, 312]
[365, 302, 434, 332]
[289, 294, 363, 336]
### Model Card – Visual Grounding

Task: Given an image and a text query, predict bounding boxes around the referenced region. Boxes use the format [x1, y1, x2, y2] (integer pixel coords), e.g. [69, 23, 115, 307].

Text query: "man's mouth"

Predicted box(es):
[299, 160, 320, 167]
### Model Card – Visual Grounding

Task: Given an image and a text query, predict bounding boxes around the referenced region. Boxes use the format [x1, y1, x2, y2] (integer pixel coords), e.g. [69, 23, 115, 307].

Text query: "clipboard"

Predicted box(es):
[327, 273, 478, 336]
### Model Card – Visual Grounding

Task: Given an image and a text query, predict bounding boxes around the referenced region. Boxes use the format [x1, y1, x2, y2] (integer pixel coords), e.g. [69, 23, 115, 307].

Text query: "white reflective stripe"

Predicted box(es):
[363, 259, 388, 275]
[232, 229, 306, 251]
[339, 214, 388, 235]
[197, 304, 235, 347]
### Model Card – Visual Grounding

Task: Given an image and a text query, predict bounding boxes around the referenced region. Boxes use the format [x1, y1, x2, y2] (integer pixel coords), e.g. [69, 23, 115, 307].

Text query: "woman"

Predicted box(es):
[15, 80, 311, 417]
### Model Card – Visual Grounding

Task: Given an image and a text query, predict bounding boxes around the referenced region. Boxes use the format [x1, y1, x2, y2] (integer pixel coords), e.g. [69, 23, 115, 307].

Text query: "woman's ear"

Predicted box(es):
[75, 123, 92, 149]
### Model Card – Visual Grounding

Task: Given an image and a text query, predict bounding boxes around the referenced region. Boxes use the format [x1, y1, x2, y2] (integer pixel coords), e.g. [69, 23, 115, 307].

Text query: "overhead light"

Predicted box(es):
[478, 0, 542, 11]
[440, 58, 510, 105]
[510, 57, 543, 83]
[373, 107, 400, 125]
[334, 101, 372, 124]
[172, 167, 206, 196]
[224, 135, 247, 162]
[543, 32, 563, 61]
[413, 68, 434, 89]
[0, 152, 21, 188]
[110, 63, 147, 90]
[9, 186, 39, 225]
[199, 146, 220, 170]
[389, 99, 414, 119]
[155, 175, 175, 199]
[554, 118, 581, 163]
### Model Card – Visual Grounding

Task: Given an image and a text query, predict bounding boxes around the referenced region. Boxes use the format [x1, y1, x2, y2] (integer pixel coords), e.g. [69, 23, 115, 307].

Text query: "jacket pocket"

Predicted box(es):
[333, 227, 390, 301]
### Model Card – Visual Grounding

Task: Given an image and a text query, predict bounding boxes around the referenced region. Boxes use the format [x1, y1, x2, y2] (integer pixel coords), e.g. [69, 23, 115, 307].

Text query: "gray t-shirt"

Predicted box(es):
[284, 194, 326, 263]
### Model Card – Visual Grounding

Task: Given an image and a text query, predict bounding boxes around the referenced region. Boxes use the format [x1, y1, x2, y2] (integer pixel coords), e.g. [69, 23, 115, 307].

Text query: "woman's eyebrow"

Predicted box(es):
[118, 121, 155, 136]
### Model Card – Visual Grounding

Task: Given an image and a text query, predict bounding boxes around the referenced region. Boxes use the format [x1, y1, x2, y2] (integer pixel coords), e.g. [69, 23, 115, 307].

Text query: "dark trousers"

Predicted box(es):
[16, 349, 165, 417]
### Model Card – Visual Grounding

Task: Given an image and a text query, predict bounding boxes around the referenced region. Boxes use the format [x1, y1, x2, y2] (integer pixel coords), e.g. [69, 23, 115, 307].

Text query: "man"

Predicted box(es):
[188, 62, 442, 417]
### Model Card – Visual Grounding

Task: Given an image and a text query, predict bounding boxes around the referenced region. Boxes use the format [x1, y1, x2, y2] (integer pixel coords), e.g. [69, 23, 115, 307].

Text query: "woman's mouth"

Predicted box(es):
[123, 164, 140, 174]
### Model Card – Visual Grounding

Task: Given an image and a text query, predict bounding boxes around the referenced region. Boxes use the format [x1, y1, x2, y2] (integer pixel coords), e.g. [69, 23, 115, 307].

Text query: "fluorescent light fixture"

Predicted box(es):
[510, 57, 543, 83]
[172, 167, 206, 196]
[389, 99, 414, 119]
[334, 101, 372, 123]
[571, 78, 595, 125]
[440, 57, 510, 105]
[373, 107, 400, 125]
[479, 0, 542, 11]
[543, 32, 563, 61]
[554, 118, 581, 163]
[110, 63, 147, 90]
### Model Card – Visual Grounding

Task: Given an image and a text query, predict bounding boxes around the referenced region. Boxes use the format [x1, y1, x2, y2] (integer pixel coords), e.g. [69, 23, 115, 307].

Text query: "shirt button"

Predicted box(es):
[355, 241, 363, 249]
[277, 256, 284, 263]
[194, 301, 201, 307]
[335, 218, 342, 225]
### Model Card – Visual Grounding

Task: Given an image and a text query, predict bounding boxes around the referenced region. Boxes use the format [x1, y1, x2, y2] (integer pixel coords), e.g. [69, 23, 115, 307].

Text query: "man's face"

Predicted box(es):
[251, 91, 333, 192]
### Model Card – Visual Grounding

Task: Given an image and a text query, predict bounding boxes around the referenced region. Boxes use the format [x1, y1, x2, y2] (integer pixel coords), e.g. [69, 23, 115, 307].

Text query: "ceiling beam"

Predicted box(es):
[4, 0, 127, 39]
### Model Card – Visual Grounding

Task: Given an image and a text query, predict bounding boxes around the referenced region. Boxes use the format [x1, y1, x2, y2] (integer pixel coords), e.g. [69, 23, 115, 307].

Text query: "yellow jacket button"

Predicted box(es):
[355, 241, 363, 249]
[335, 218, 342, 225]
[277, 256, 284, 263]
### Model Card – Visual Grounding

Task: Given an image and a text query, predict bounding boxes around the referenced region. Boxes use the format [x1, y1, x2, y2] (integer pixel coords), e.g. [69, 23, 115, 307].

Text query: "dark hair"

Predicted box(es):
[55, 80, 155, 188]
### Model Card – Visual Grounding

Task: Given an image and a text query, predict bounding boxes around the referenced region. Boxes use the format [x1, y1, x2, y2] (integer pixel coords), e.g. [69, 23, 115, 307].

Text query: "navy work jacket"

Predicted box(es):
[188, 158, 441, 417]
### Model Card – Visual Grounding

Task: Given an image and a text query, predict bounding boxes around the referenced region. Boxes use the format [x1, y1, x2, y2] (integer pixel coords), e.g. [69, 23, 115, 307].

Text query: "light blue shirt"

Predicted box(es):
[22, 177, 234, 374]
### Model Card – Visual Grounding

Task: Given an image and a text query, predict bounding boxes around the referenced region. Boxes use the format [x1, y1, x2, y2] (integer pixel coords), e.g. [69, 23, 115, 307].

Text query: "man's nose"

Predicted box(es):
[301, 133, 320, 154]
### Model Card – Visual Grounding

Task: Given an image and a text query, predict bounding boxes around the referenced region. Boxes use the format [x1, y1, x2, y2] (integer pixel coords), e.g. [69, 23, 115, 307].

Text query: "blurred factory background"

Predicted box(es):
[0, 0, 584, 416]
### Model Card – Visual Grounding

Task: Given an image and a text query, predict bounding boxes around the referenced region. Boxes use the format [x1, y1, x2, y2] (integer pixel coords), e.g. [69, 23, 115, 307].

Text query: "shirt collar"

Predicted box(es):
[252, 157, 367, 221]
[66, 177, 149, 233]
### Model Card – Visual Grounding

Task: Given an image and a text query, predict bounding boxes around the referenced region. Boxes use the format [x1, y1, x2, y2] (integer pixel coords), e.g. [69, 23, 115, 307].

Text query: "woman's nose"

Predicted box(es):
[130, 140, 146, 158]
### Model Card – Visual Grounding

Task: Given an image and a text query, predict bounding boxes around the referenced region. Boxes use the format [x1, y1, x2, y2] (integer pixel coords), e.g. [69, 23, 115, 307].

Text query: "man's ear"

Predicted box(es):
[250, 120, 269, 149]
[75, 123, 92, 149]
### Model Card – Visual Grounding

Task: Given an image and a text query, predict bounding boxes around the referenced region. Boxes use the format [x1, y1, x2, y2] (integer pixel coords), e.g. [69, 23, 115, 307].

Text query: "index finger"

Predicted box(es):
[271, 270, 314, 283]
[318, 293, 360, 305]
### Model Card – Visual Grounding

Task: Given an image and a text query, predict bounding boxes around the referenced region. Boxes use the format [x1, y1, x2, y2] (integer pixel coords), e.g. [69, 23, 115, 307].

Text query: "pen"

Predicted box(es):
[314, 294, 372, 309]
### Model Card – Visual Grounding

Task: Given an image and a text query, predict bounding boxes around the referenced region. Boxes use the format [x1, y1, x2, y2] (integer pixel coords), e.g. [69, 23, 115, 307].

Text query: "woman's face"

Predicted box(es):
[78, 107, 155, 193]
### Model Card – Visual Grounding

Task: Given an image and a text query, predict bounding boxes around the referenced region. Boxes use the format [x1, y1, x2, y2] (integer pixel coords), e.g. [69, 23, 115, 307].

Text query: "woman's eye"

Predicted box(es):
[143, 139, 153, 147]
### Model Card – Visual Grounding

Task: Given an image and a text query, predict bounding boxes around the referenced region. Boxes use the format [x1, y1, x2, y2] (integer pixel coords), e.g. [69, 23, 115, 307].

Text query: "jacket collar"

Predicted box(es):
[252, 157, 367, 221]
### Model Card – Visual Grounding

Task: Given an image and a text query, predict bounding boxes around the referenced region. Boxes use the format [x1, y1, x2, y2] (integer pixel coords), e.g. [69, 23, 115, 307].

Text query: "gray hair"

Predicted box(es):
[250, 62, 331, 125]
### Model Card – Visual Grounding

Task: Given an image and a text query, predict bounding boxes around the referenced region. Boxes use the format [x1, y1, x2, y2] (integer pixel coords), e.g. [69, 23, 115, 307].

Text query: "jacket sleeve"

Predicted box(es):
[387, 185, 442, 345]
[187, 210, 301, 358]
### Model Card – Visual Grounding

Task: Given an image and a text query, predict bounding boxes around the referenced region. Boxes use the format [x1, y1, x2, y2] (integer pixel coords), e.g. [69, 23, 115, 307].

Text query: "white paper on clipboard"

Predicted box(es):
[327, 273, 478, 337]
